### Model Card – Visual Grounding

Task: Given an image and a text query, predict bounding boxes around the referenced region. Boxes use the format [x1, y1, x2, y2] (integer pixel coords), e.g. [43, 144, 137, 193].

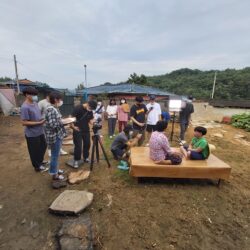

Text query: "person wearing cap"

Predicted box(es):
[70, 100, 97, 168]
[20, 87, 47, 172]
[146, 95, 162, 141]
[111, 124, 142, 170]
[179, 96, 194, 141]
[129, 96, 148, 146]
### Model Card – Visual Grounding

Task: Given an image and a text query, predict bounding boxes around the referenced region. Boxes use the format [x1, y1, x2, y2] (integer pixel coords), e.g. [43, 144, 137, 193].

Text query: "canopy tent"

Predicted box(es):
[0, 88, 16, 115]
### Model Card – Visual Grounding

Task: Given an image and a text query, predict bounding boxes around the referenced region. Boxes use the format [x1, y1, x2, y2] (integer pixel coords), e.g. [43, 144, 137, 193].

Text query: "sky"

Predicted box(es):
[0, 0, 250, 88]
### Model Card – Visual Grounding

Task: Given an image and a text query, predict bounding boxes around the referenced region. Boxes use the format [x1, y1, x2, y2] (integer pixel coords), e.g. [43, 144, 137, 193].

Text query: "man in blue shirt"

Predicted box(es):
[20, 87, 47, 172]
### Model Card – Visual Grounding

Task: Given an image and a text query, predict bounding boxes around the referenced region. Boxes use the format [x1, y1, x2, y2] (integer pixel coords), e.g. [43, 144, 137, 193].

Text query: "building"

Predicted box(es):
[76, 83, 178, 101]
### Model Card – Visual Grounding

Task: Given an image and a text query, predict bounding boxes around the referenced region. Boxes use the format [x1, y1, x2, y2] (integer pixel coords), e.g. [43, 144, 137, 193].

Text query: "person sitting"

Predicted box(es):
[149, 120, 182, 165]
[180, 126, 210, 160]
[111, 124, 142, 170]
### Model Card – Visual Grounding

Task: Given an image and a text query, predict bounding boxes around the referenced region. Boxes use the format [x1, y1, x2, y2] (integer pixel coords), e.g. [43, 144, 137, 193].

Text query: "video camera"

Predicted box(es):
[92, 117, 102, 133]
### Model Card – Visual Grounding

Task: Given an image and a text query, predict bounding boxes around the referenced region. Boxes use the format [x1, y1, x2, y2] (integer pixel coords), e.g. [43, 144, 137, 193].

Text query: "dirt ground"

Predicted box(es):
[0, 107, 250, 250]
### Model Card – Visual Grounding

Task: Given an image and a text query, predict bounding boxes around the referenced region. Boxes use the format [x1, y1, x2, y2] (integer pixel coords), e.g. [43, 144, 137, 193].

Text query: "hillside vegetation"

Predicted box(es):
[128, 68, 250, 100]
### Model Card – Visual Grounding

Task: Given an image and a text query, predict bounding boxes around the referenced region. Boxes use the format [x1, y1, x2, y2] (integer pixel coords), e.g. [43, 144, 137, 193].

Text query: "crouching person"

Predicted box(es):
[149, 120, 182, 165]
[180, 126, 210, 160]
[45, 91, 66, 181]
[111, 124, 142, 170]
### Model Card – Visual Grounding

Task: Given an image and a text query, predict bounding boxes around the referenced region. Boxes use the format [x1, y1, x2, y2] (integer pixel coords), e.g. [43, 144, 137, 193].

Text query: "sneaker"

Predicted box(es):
[73, 161, 79, 169]
[84, 158, 90, 163]
[113, 134, 116, 137]
[35, 165, 49, 172]
[120, 160, 128, 167]
[42, 161, 49, 166]
[58, 169, 64, 174]
[48, 149, 51, 157]
[117, 164, 129, 170]
[60, 149, 68, 155]
[109, 136, 113, 139]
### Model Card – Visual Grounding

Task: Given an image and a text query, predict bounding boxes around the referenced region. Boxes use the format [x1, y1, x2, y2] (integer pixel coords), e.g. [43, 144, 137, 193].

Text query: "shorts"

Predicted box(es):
[146, 124, 157, 133]
[111, 148, 126, 160]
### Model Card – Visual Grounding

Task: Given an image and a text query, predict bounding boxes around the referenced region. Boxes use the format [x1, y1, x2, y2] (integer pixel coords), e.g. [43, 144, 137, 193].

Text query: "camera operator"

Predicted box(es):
[146, 95, 162, 141]
[70, 100, 97, 168]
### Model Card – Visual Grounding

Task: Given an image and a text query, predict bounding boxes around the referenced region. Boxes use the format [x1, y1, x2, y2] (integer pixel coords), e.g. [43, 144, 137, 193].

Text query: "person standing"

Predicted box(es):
[117, 98, 129, 133]
[71, 100, 97, 168]
[106, 99, 118, 139]
[179, 96, 194, 141]
[45, 91, 66, 180]
[20, 87, 47, 172]
[130, 96, 148, 146]
[146, 95, 162, 140]
[38, 94, 68, 156]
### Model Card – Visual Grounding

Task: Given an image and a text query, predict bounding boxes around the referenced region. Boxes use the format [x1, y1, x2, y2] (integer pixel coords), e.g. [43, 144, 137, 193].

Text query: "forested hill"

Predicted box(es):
[146, 68, 250, 100]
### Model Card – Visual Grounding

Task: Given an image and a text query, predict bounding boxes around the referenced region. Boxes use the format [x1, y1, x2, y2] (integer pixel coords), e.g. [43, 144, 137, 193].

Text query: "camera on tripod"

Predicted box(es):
[92, 117, 102, 133]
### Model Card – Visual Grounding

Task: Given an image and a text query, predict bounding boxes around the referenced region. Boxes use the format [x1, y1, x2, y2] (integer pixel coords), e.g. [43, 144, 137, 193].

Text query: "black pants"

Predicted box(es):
[25, 134, 47, 170]
[180, 122, 189, 140]
[73, 131, 91, 161]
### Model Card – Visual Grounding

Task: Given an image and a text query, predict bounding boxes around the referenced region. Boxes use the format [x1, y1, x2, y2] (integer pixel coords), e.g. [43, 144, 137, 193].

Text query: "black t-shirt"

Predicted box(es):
[130, 104, 148, 130]
[72, 105, 94, 132]
[179, 102, 194, 122]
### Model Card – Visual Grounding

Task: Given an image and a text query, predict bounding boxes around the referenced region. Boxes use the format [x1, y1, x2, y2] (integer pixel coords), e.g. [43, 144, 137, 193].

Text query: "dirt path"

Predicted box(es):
[0, 115, 249, 250]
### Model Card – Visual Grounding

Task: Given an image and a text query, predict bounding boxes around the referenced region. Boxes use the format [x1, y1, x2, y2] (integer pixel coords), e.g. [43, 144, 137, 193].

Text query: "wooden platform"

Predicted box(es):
[129, 147, 231, 181]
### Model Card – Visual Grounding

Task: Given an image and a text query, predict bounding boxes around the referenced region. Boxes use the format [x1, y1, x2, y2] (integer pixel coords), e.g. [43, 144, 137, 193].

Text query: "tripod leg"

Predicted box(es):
[96, 137, 100, 162]
[170, 112, 176, 142]
[98, 136, 111, 168]
[90, 136, 96, 171]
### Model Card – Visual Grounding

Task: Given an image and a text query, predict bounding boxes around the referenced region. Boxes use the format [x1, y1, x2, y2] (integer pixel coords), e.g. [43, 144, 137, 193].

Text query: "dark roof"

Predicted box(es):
[76, 83, 177, 97]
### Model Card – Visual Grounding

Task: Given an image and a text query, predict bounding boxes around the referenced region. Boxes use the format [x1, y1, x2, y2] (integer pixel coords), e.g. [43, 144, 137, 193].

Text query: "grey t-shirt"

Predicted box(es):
[111, 131, 128, 150]
[20, 102, 44, 137]
[38, 99, 50, 119]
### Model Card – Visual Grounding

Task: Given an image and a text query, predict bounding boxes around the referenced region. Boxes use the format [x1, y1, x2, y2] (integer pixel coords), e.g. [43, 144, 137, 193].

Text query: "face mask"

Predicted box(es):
[97, 102, 102, 106]
[121, 100, 125, 104]
[32, 95, 38, 102]
[58, 100, 63, 107]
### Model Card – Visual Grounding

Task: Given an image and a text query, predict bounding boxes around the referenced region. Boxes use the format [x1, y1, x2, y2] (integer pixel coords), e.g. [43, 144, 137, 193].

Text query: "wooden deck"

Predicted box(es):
[130, 147, 231, 181]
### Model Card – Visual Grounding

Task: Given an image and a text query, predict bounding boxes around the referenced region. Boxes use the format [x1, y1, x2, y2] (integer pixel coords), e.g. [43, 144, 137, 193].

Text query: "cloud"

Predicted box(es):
[0, 0, 249, 88]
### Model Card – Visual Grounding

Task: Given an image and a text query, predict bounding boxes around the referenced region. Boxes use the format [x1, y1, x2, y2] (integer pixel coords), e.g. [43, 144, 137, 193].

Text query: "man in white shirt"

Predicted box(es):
[146, 95, 162, 141]
[38, 95, 68, 156]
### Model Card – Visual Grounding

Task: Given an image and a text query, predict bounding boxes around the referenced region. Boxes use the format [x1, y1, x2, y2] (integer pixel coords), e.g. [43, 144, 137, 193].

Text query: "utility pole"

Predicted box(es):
[83, 64, 88, 101]
[211, 71, 217, 99]
[13, 54, 20, 94]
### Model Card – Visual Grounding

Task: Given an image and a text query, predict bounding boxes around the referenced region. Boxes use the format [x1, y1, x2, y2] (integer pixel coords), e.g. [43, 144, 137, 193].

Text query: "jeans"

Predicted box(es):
[25, 134, 47, 170]
[108, 118, 117, 136]
[180, 122, 189, 140]
[49, 137, 62, 175]
[73, 131, 91, 161]
[118, 121, 127, 133]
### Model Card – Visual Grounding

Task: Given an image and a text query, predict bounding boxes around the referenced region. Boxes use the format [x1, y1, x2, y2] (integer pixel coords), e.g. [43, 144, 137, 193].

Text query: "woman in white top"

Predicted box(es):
[106, 99, 118, 138]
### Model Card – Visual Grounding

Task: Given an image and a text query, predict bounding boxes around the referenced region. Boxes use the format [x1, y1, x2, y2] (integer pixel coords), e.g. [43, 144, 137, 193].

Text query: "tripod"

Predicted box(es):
[90, 129, 111, 171]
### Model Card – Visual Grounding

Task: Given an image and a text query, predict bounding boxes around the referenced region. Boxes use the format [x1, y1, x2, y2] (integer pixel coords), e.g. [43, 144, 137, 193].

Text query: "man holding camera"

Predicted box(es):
[70, 100, 97, 168]
[146, 95, 162, 141]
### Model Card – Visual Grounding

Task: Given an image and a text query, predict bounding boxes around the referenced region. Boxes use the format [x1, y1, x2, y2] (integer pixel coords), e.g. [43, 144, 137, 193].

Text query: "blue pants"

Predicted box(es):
[184, 145, 205, 160]
[49, 137, 62, 175]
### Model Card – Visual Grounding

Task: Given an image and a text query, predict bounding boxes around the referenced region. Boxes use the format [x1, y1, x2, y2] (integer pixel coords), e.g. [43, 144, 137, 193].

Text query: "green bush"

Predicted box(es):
[231, 113, 250, 132]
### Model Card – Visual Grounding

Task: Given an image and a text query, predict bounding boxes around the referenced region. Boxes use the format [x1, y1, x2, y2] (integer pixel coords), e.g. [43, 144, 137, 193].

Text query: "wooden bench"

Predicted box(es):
[129, 147, 231, 184]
